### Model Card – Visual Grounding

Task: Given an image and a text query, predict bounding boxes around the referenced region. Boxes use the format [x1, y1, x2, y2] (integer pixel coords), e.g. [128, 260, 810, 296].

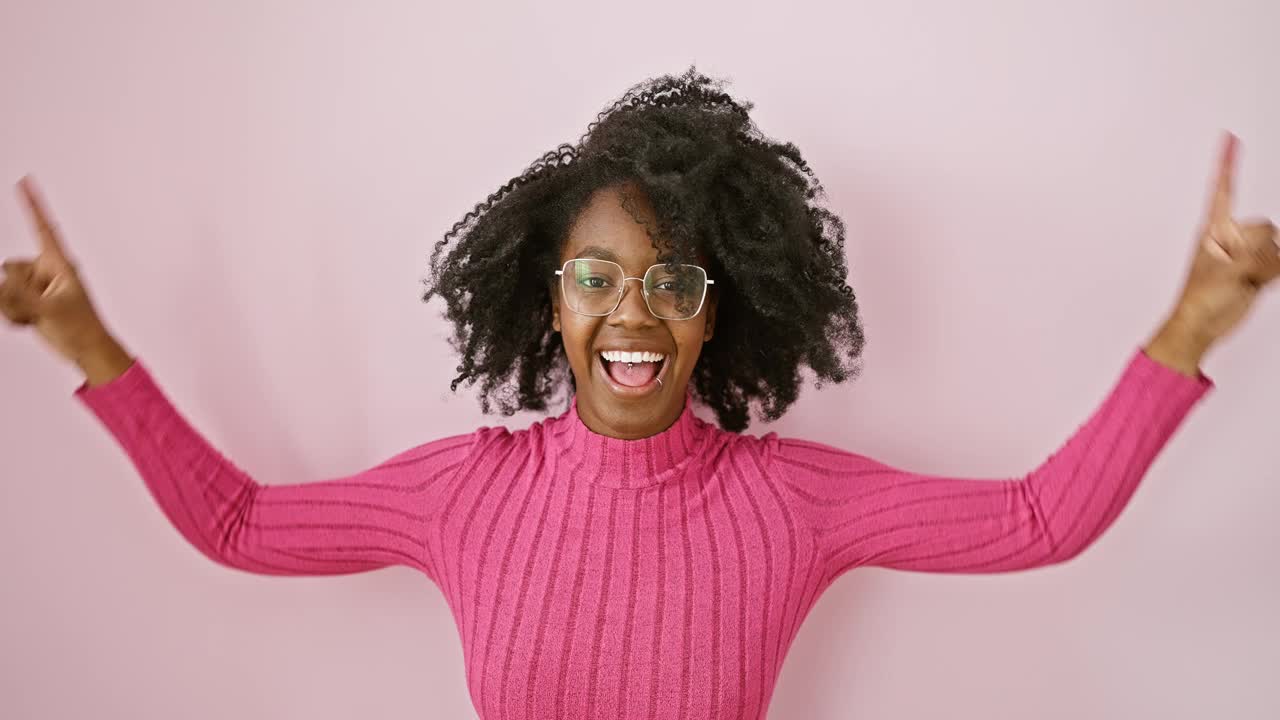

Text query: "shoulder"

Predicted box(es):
[695, 423, 781, 474]
[697, 422, 856, 465]
[457, 413, 563, 456]
[733, 429, 887, 480]
[372, 427, 491, 472]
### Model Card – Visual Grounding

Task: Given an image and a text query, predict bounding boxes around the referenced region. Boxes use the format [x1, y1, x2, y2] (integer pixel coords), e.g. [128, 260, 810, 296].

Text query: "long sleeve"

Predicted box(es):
[73, 358, 480, 581]
[770, 346, 1214, 586]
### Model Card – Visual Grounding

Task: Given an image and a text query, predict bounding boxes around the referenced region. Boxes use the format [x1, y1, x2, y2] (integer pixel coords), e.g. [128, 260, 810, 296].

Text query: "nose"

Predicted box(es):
[608, 277, 659, 328]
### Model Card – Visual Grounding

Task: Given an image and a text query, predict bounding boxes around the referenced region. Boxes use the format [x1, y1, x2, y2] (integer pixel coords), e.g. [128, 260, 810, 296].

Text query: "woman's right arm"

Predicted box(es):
[73, 345, 479, 582]
[2, 177, 479, 582]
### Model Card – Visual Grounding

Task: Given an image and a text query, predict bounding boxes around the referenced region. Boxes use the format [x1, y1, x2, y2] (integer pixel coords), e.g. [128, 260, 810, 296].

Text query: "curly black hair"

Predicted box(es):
[420, 65, 866, 432]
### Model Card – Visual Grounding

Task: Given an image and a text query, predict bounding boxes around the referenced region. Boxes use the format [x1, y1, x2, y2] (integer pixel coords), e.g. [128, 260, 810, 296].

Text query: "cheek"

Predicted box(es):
[671, 320, 709, 366]
[559, 315, 599, 365]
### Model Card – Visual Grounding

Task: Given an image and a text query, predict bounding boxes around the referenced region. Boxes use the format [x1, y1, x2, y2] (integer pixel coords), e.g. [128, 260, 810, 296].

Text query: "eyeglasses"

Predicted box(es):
[555, 258, 714, 321]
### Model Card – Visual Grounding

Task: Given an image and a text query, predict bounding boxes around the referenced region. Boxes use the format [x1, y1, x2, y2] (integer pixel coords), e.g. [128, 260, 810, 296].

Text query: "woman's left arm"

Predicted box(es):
[774, 131, 1274, 585]
[772, 345, 1212, 581]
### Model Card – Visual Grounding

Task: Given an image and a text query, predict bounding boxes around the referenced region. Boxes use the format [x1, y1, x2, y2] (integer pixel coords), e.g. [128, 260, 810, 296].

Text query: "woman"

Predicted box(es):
[2, 68, 1275, 719]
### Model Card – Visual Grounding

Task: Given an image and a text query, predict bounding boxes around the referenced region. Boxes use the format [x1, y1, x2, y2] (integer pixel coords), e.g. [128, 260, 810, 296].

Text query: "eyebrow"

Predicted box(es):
[571, 245, 622, 262]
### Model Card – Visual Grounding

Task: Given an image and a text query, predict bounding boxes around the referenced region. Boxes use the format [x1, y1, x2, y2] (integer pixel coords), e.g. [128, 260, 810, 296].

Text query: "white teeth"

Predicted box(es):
[600, 350, 666, 363]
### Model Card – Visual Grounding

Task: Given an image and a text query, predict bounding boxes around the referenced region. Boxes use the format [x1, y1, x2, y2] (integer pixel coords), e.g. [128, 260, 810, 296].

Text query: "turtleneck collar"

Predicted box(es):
[547, 388, 712, 490]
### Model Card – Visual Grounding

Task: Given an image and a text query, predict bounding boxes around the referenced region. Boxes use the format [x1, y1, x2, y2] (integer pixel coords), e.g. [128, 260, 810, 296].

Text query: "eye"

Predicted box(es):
[578, 276, 611, 289]
[649, 275, 686, 293]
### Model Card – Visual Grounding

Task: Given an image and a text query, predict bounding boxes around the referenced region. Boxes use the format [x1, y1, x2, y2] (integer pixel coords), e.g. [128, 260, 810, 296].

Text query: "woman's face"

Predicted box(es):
[551, 183, 717, 439]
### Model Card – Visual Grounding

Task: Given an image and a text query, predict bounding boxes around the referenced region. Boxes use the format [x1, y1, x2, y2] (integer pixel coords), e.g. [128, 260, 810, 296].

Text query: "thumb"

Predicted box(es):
[1202, 220, 1240, 263]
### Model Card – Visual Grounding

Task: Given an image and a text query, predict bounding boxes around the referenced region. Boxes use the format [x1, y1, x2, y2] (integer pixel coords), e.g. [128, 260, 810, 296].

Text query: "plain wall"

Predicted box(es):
[2, 1, 1277, 717]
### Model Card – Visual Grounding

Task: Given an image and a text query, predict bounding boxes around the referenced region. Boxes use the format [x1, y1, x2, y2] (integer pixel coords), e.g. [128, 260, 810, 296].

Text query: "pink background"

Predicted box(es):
[2, 1, 1277, 718]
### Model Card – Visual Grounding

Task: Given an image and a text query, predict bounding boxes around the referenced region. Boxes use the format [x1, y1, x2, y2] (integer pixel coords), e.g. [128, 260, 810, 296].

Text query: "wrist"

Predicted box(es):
[71, 326, 118, 362]
[1144, 314, 1211, 378]
[74, 332, 134, 387]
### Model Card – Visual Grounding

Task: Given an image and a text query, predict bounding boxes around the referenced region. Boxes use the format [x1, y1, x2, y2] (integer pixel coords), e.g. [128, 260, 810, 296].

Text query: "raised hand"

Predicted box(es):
[1, 175, 118, 367]
[1146, 133, 1279, 375]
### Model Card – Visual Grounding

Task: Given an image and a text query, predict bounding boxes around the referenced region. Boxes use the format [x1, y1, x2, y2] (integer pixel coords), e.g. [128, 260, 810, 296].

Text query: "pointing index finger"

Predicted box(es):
[15, 175, 68, 261]
[1209, 131, 1238, 224]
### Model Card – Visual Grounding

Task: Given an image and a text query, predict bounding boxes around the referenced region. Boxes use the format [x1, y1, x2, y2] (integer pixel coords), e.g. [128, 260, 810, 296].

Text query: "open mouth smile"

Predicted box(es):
[595, 349, 671, 398]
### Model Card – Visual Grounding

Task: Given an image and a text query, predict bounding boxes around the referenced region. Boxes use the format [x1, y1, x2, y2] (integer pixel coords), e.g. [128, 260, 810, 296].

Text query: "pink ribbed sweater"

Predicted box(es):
[74, 346, 1212, 719]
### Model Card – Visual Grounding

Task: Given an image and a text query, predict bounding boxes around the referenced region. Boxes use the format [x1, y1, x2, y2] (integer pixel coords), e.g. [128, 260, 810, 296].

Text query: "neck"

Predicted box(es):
[548, 387, 711, 489]
[575, 392, 686, 441]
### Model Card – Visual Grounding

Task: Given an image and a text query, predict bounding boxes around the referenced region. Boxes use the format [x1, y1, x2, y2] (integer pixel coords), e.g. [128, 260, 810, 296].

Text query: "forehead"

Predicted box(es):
[561, 185, 659, 267]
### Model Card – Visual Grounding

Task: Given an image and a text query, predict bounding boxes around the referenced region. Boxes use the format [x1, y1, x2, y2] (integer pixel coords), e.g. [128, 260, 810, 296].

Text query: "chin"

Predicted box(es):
[577, 355, 685, 436]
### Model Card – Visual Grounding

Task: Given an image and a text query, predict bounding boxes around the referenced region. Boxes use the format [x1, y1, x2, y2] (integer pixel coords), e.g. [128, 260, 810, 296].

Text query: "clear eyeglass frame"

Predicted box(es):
[554, 258, 715, 321]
